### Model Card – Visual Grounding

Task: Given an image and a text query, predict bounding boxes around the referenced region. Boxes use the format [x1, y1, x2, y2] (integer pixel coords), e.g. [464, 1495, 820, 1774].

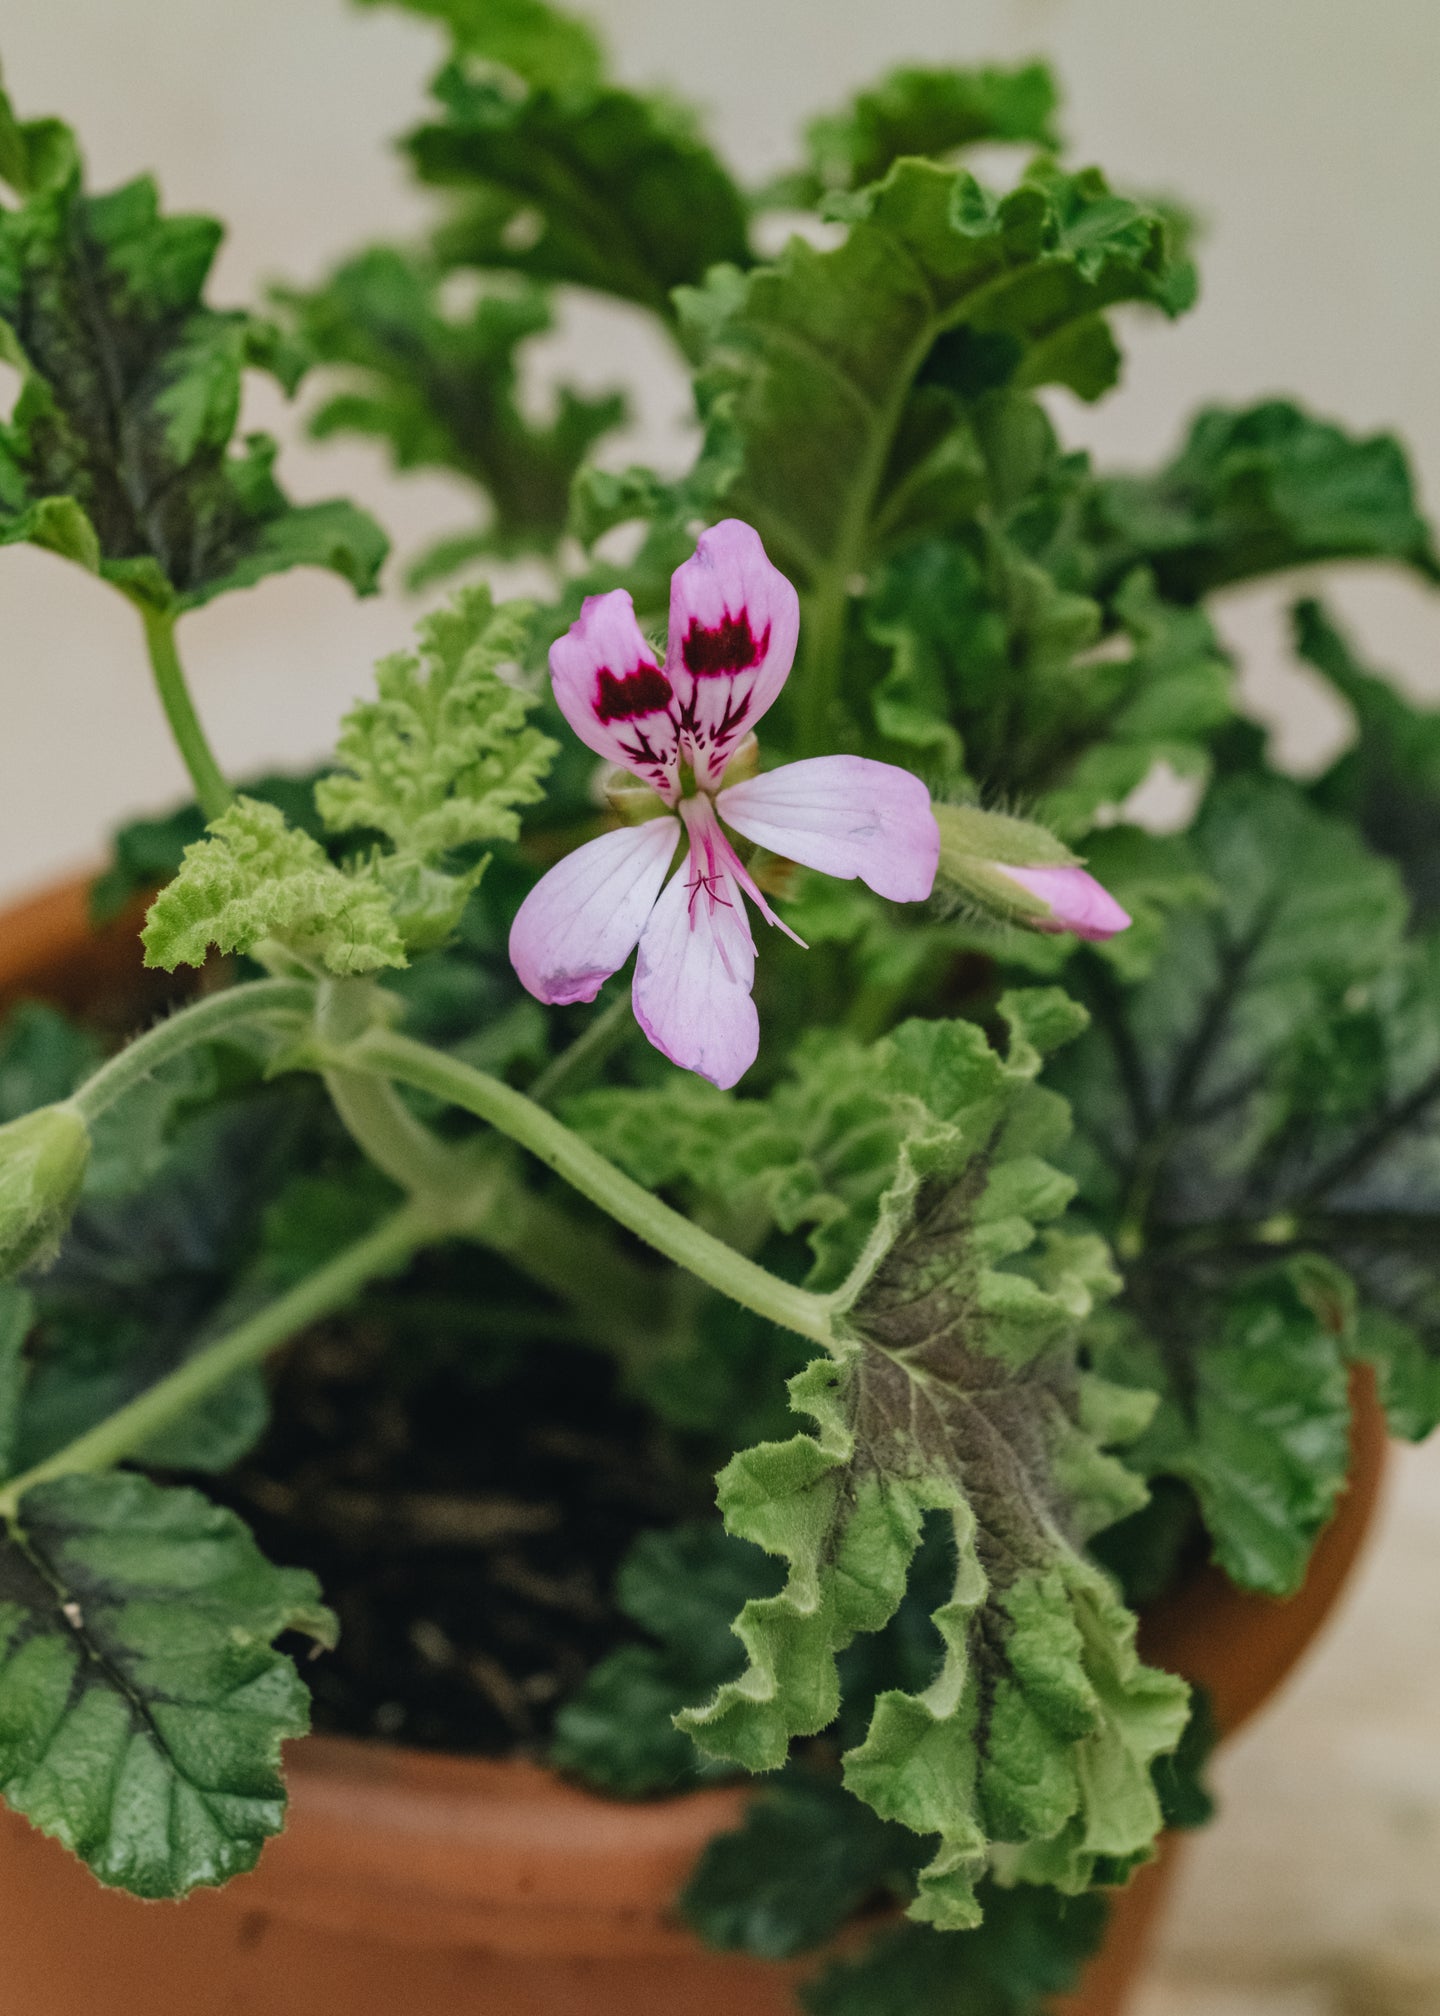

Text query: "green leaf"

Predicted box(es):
[407, 59, 751, 320]
[0, 1005, 100, 1123]
[315, 585, 557, 861]
[358, 0, 604, 97]
[0, 1286, 33, 1479]
[1052, 778, 1440, 1583]
[676, 1002, 1187, 1930]
[1088, 401, 1440, 604]
[0, 1471, 334, 1896]
[282, 249, 625, 572]
[802, 1884, 1108, 2016]
[142, 797, 406, 976]
[763, 62, 1062, 209]
[0, 79, 387, 610]
[681, 158, 1194, 619]
[551, 1523, 783, 1796]
[680, 1770, 921, 1960]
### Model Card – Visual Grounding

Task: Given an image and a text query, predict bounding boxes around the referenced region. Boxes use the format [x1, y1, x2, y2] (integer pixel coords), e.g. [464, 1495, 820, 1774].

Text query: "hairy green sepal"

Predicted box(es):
[0, 1104, 90, 1279]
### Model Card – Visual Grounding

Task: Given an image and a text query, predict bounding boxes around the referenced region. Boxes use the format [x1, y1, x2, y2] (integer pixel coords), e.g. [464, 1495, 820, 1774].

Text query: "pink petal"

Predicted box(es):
[632, 841, 759, 1090]
[717, 755, 940, 903]
[509, 818, 680, 1004]
[550, 590, 680, 801]
[996, 863, 1132, 940]
[665, 520, 800, 789]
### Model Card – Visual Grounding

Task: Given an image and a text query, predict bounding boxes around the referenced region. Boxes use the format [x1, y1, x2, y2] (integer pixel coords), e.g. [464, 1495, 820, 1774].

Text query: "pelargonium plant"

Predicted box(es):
[0, 5, 1437, 2008]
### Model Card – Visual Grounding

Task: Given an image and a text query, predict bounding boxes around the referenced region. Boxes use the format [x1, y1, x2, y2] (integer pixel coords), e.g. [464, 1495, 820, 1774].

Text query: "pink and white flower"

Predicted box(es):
[510, 520, 940, 1087]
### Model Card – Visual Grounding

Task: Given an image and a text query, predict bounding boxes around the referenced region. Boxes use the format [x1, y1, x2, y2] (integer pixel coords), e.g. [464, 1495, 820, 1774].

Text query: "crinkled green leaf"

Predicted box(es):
[551, 1523, 782, 1796]
[315, 585, 557, 862]
[1088, 401, 1440, 604]
[282, 249, 625, 576]
[142, 797, 406, 976]
[802, 1882, 1108, 2016]
[680, 157, 1193, 635]
[0, 79, 386, 610]
[676, 1001, 1186, 1929]
[408, 59, 750, 320]
[1054, 778, 1440, 1584]
[761, 62, 1062, 209]
[0, 1471, 334, 1896]
[358, 0, 604, 96]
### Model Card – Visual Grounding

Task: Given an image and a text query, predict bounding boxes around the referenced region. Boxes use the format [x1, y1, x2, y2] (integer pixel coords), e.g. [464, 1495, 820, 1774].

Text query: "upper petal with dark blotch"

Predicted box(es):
[665, 520, 799, 789]
[550, 590, 680, 800]
[509, 817, 680, 1005]
[717, 754, 940, 902]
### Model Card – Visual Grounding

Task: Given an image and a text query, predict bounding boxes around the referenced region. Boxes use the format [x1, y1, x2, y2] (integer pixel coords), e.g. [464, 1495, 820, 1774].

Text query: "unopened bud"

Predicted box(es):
[0, 1103, 91, 1278]
[934, 804, 1131, 942]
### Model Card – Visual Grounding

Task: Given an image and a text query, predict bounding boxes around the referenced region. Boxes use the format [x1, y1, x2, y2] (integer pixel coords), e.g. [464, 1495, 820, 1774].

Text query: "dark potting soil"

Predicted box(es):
[203, 1309, 715, 1758]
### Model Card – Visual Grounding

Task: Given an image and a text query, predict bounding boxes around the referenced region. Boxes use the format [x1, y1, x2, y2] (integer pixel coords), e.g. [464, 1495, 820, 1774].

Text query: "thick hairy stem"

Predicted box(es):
[335, 1027, 840, 1348]
[0, 1203, 432, 1513]
[139, 605, 233, 824]
[68, 978, 316, 1124]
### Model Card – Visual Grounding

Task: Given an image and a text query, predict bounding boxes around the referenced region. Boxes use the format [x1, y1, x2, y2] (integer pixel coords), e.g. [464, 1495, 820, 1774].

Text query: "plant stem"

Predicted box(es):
[336, 1028, 840, 1348]
[0, 1203, 432, 1514]
[139, 604, 233, 824]
[527, 990, 633, 1108]
[68, 978, 316, 1123]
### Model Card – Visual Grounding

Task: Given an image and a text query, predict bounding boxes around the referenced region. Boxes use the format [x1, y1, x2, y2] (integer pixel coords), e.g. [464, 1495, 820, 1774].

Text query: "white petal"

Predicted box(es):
[509, 819, 680, 1005]
[632, 849, 759, 1090]
[665, 520, 800, 790]
[718, 755, 939, 902]
[549, 590, 680, 800]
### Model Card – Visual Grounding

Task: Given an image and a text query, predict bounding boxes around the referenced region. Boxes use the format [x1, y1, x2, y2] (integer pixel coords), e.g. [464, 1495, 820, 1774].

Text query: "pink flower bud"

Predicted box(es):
[992, 863, 1132, 941]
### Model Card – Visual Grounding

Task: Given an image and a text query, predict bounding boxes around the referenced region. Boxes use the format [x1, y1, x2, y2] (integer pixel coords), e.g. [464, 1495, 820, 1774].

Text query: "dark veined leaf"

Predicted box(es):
[406, 59, 751, 321]
[1087, 401, 1440, 605]
[676, 999, 1187, 1930]
[0, 79, 387, 611]
[763, 61, 1062, 209]
[802, 1882, 1108, 2016]
[281, 249, 625, 576]
[0, 1471, 334, 1896]
[1053, 777, 1440, 1588]
[550, 1523, 782, 1796]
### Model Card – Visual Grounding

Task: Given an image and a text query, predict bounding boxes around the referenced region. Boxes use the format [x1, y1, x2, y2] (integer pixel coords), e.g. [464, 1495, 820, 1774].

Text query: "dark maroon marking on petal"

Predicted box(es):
[681, 612, 771, 678]
[594, 663, 674, 723]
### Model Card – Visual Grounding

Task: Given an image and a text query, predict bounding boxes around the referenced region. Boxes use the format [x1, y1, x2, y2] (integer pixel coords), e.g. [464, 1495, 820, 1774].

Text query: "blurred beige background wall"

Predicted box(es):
[1, 6, 1438, 2009]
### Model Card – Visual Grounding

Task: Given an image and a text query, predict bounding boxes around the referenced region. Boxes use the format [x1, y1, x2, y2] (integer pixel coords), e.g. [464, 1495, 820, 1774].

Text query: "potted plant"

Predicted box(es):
[0, 7, 1431, 2012]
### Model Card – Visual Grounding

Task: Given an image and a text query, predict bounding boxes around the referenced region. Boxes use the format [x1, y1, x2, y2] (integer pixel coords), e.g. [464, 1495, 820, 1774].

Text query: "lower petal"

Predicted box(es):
[509, 818, 680, 1005]
[717, 755, 939, 902]
[632, 855, 759, 1090]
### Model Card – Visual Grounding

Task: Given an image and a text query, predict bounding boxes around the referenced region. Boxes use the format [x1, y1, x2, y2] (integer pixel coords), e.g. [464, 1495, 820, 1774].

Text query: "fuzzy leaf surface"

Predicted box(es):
[0, 1471, 334, 1895]
[142, 798, 406, 976]
[677, 1001, 1187, 1929]
[0, 83, 386, 609]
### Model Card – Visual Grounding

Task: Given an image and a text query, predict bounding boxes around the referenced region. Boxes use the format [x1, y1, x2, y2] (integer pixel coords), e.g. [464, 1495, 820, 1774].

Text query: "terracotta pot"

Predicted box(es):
[0, 876, 1392, 2016]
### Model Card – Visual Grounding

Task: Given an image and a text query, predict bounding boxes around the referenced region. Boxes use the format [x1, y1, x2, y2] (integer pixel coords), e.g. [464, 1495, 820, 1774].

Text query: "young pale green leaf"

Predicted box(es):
[0, 80, 386, 611]
[676, 1001, 1186, 1930]
[1053, 779, 1440, 1583]
[0, 1471, 334, 1896]
[407, 59, 751, 321]
[142, 798, 406, 976]
[315, 586, 557, 862]
[282, 249, 625, 577]
[761, 62, 1062, 209]
[802, 1886, 1108, 2016]
[1088, 401, 1440, 604]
